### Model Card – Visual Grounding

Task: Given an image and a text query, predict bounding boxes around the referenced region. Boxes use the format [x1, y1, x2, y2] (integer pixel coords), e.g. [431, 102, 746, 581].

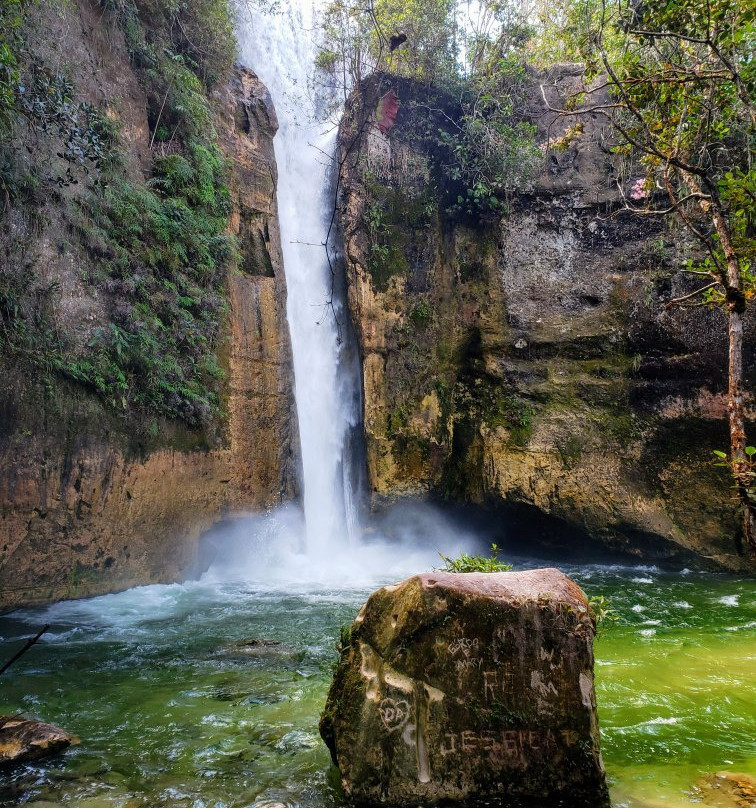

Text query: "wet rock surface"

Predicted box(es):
[0, 35, 297, 611]
[217, 638, 300, 662]
[0, 716, 77, 766]
[320, 569, 609, 807]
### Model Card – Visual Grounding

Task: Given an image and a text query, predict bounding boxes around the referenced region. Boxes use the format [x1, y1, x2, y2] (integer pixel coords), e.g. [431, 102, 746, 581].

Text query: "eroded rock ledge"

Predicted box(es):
[321, 569, 610, 807]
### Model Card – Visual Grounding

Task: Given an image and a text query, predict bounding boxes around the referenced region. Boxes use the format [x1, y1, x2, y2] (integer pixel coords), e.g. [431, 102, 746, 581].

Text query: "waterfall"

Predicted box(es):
[235, 0, 362, 553]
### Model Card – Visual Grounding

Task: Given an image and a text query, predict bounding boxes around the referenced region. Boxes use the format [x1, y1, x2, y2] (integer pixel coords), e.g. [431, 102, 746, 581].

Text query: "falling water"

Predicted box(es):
[235, 0, 362, 553]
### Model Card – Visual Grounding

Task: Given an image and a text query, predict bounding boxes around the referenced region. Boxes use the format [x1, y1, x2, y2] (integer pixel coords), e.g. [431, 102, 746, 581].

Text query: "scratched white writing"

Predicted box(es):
[447, 637, 480, 656]
[455, 657, 484, 672]
[482, 667, 516, 702]
[378, 698, 410, 732]
[530, 670, 559, 699]
[440, 729, 557, 759]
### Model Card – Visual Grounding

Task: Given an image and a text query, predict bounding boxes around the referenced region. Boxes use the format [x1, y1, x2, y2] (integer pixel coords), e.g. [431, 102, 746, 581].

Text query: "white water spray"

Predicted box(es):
[235, 0, 360, 553]
[220, 1, 485, 585]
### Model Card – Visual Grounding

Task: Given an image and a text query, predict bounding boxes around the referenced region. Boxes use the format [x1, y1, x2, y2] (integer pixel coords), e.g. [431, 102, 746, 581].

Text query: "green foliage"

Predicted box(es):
[409, 299, 430, 328]
[713, 448, 756, 510]
[106, 0, 236, 88]
[436, 71, 540, 219]
[362, 174, 437, 289]
[373, 0, 458, 83]
[523, 0, 605, 66]
[436, 543, 513, 573]
[2, 136, 233, 425]
[318, 0, 542, 218]
[1, 0, 40, 199]
[68, 561, 100, 593]
[0, 1, 25, 135]
[1, 59, 120, 377]
[587, 595, 618, 637]
[0, 271, 65, 375]
[571, 0, 754, 306]
[18, 66, 118, 183]
[559, 0, 754, 546]
[338, 621, 354, 652]
[69, 141, 234, 424]
[440, 110, 539, 217]
[1, 0, 239, 430]
[101, 0, 236, 156]
[318, 0, 458, 91]
[474, 383, 533, 446]
[387, 405, 408, 436]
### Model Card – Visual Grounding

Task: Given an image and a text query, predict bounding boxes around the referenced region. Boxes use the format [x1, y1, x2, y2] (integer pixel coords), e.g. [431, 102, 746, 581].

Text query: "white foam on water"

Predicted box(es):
[717, 595, 740, 606]
[724, 620, 756, 632]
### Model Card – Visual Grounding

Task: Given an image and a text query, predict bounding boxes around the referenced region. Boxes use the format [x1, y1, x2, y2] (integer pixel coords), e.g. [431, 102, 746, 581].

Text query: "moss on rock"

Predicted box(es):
[321, 569, 610, 807]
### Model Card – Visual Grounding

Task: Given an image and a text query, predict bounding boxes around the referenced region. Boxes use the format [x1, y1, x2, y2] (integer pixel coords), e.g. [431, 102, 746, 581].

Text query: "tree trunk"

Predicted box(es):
[727, 301, 756, 554]
[696, 181, 755, 554]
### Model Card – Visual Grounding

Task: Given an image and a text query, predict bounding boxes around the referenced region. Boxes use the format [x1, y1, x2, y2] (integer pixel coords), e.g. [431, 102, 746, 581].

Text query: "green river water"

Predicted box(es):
[1, 537, 754, 808]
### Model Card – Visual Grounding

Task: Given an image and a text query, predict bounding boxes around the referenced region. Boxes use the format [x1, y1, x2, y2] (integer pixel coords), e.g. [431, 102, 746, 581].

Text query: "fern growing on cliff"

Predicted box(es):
[1, 0, 240, 433]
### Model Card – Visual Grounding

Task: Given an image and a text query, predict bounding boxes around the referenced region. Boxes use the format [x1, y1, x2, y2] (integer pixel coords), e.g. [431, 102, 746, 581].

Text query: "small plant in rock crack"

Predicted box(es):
[587, 595, 618, 637]
[713, 447, 756, 509]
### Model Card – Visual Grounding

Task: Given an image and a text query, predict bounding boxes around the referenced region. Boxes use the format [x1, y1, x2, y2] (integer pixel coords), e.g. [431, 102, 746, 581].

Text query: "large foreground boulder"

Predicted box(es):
[0, 716, 77, 765]
[320, 569, 610, 807]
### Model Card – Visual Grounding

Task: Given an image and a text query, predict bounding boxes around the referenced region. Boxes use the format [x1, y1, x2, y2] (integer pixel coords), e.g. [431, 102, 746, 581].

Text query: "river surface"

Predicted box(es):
[1, 547, 754, 807]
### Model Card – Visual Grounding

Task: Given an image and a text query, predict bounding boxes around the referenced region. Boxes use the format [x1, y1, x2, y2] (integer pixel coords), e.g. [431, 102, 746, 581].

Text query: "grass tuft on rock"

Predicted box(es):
[436, 544, 513, 573]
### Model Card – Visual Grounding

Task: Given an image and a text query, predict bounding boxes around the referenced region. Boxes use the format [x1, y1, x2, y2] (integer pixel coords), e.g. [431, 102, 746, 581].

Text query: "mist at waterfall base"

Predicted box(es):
[197, 502, 487, 588]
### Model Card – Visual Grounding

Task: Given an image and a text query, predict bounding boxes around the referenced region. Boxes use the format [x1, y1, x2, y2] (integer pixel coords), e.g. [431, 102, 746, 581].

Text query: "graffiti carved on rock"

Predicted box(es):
[320, 568, 610, 807]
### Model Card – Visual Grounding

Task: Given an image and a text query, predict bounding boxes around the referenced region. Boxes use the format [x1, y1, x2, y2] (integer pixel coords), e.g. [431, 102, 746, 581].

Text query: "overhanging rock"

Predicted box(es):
[320, 568, 610, 807]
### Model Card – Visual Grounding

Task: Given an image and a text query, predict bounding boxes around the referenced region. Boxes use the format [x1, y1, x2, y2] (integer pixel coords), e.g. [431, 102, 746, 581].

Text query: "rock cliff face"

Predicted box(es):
[339, 69, 755, 571]
[0, 1, 297, 610]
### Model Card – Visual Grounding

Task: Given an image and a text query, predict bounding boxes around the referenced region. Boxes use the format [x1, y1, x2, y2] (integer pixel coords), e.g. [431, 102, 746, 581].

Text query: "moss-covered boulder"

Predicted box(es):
[320, 569, 609, 807]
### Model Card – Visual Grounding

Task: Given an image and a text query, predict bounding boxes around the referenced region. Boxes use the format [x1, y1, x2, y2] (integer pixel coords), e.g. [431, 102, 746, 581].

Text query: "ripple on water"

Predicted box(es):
[0, 564, 754, 808]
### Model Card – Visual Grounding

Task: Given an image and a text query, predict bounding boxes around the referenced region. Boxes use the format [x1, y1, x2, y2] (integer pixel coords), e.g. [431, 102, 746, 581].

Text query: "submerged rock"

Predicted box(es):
[216, 638, 300, 662]
[228, 638, 286, 653]
[320, 569, 609, 807]
[695, 772, 756, 807]
[0, 716, 77, 765]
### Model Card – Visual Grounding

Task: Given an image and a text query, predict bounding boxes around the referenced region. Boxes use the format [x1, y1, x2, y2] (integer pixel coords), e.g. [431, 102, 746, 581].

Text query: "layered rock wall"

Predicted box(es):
[339, 69, 755, 570]
[0, 1, 297, 610]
